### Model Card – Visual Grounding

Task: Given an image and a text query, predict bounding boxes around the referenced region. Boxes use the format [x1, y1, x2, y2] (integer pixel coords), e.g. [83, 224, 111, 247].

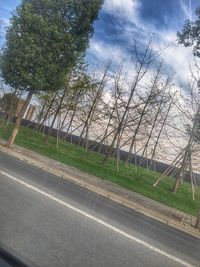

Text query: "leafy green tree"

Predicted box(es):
[0, 0, 103, 147]
[177, 6, 200, 57]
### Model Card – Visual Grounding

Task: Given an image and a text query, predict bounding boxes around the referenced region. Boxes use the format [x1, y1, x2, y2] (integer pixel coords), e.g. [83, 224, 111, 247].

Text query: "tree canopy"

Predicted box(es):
[177, 6, 200, 57]
[0, 0, 103, 93]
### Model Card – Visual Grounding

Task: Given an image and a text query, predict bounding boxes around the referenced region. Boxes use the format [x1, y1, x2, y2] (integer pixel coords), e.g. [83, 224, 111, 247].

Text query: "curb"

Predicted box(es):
[0, 144, 200, 239]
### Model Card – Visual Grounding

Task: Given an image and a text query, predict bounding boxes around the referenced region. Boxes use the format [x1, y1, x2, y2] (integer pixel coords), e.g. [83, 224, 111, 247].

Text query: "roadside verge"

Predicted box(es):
[0, 140, 199, 238]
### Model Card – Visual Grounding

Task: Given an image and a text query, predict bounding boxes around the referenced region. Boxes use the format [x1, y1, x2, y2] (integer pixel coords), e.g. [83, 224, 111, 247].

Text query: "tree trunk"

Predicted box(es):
[196, 210, 200, 230]
[5, 89, 17, 126]
[64, 90, 82, 141]
[37, 92, 57, 133]
[173, 106, 200, 193]
[4, 91, 33, 148]
[125, 64, 163, 165]
[44, 89, 67, 145]
[172, 177, 182, 193]
[78, 64, 110, 147]
[149, 99, 172, 168]
[172, 151, 188, 193]
[78, 88, 102, 147]
[102, 58, 146, 165]
[35, 98, 48, 132]
[140, 94, 164, 161]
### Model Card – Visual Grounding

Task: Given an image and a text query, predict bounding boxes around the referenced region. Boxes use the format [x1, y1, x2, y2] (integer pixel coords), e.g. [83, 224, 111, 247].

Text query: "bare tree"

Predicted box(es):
[153, 70, 200, 199]
[77, 62, 112, 148]
[102, 40, 157, 165]
[125, 61, 164, 165]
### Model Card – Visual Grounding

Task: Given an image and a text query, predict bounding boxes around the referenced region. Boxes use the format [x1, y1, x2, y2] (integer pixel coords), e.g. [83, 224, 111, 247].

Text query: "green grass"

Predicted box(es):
[0, 120, 200, 216]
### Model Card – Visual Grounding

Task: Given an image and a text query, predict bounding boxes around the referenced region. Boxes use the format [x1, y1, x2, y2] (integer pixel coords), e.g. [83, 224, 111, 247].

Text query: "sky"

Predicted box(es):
[0, 0, 200, 88]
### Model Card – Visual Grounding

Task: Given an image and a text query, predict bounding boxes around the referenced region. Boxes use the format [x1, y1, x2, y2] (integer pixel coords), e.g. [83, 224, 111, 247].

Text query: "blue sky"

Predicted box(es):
[0, 0, 200, 87]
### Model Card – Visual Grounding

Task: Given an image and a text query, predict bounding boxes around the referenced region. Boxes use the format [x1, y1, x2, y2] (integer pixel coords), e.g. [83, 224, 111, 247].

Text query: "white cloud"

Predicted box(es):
[88, 39, 128, 65]
[179, 0, 192, 21]
[0, 18, 10, 27]
[103, 0, 139, 21]
[153, 30, 194, 86]
[88, 0, 196, 90]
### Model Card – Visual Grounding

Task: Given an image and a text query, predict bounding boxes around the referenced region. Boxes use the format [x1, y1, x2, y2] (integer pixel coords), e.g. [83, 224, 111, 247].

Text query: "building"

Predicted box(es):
[0, 93, 36, 121]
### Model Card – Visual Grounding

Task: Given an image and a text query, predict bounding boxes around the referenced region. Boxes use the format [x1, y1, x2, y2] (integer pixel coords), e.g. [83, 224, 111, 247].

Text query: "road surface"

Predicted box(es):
[0, 150, 200, 267]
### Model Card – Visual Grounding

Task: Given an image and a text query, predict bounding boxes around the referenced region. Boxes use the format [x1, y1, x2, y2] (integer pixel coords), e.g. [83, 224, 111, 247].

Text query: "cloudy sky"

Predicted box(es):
[0, 0, 199, 88]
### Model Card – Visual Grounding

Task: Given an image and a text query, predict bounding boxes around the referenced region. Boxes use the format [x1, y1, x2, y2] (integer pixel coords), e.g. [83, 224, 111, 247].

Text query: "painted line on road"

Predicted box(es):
[0, 170, 195, 267]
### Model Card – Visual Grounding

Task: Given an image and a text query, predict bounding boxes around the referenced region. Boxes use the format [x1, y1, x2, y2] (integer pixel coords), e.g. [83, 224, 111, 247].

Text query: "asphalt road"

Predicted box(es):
[0, 151, 200, 267]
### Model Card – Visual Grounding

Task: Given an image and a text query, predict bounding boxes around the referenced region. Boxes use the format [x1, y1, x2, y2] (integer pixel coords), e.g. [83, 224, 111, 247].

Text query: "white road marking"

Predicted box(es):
[0, 170, 195, 267]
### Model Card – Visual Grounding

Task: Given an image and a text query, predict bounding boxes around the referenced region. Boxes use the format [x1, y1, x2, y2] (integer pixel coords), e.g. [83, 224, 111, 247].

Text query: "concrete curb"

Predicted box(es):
[0, 143, 200, 239]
